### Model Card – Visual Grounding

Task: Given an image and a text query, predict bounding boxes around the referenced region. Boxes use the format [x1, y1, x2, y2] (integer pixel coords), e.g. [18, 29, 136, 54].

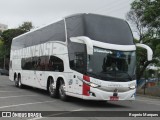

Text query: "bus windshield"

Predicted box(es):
[87, 47, 136, 82]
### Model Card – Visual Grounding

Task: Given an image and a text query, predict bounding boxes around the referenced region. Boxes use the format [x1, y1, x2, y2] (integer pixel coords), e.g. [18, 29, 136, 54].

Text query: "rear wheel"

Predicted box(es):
[14, 75, 18, 87]
[48, 78, 58, 98]
[18, 75, 23, 88]
[59, 80, 68, 101]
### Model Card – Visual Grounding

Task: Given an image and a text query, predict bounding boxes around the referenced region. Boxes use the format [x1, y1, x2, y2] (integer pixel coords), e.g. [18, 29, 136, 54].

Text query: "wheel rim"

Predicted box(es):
[18, 78, 21, 87]
[59, 83, 65, 97]
[15, 77, 18, 86]
[49, 83, 54, 95]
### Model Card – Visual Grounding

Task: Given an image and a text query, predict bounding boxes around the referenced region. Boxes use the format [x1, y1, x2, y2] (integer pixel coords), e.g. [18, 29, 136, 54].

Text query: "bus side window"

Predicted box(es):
[39, 56, 46, 71]
[48, 58, 54, 71]
[36, 57, 41, 71]
[21, 59, 25, 69]
[24, 58, 32, 70]
[45, 56, 49, 71]
[74, 52, 85, 73]
[49, 56, 64, 72]
[32, 57, 38, 70]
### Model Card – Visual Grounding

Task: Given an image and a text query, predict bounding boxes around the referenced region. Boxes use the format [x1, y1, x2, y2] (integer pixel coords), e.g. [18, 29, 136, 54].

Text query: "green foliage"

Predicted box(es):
[131, 0, 160, 39]
[0, 39, 4, 57]
[0, 39, 4, 68]
[127, 0, 160, 80]
[18, 22, 33, 32]
[0, 22, 34, 69]
[1, 29, 26, 56]
[0, 30, 2, 37]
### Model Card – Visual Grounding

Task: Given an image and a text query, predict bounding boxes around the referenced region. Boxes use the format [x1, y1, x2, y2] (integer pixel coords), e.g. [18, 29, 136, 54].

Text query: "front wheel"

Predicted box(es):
[59, 80, 68, 101]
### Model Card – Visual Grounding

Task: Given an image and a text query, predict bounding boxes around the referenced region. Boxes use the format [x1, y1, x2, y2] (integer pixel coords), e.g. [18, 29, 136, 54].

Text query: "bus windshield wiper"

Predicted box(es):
[119, 71, 132, 81]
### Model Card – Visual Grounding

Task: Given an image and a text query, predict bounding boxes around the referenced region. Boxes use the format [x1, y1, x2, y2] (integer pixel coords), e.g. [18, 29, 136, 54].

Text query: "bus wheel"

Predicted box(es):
[48, 78, 58, 98]
[18, 75, 23, 88]
[14, 76, 19, 87]
[59, 80, 68, 101]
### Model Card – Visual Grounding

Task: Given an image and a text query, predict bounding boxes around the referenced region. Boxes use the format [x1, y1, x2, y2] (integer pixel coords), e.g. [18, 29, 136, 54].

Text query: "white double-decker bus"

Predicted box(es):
[9, 13, 153, 101]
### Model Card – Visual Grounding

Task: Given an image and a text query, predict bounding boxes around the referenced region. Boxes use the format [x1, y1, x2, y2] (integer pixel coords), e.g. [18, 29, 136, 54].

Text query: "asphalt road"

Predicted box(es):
[0, 76, 160, 120]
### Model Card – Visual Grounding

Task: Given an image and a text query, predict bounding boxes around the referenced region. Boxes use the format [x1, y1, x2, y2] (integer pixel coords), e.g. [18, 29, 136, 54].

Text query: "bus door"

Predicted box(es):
[73, 72, 83, 95]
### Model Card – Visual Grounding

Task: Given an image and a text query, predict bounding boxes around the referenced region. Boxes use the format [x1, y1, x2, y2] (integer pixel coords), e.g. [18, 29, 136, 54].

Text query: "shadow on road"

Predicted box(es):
[12, 84, 130, 109]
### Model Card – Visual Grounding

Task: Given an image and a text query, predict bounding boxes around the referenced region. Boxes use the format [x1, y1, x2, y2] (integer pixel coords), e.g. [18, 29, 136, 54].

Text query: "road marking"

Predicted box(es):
[0, 95, 37, 99]
[0, 90, 23, 92]
[28, 109, 83, 120]
[0, 100, 56, 109]
[136, 99, 160, 106]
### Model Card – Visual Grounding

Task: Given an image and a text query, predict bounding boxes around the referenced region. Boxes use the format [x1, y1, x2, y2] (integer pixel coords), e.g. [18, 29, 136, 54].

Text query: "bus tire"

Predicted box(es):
[18, 75, 23, 88]
[59, 80, 68, 101]
[14, 74, 18, 87]
[48, 77, 58, 98]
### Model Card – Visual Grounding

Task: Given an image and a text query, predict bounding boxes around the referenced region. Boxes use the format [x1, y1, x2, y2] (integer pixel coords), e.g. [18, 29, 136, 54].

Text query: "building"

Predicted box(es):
[0, 23, 8, 31]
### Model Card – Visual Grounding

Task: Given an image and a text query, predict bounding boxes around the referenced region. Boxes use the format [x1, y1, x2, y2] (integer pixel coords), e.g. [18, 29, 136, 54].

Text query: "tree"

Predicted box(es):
[18, 22, 33, 32]
[0, 30, 2, 37]
[126, 0, 160, 80]
[0, 39, 4, 56]
[1, 29, 26, 57]
[0, 39, 5, 68]
[0, 22, 34, 69]
[126, 10, 146, 42]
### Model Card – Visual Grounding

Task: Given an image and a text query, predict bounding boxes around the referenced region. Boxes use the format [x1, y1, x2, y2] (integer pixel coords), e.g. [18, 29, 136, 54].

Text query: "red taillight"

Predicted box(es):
[83, 75, 90, 82]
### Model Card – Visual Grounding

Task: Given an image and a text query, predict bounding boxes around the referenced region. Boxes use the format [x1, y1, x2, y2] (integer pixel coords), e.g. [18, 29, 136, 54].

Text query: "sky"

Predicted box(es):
[0, 0, 136, 37]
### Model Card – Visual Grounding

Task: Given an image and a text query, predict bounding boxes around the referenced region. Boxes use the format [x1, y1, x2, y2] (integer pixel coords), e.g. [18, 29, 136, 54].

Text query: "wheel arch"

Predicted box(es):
[14, 72, 17, 81]
[47, 75, 66, 91]
[56, 76, 66, 90]
[18, 73, 21, 78]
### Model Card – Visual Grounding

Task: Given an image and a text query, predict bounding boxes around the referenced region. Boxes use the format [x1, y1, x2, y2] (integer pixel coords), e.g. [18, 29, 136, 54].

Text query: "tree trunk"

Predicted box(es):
[137, 61, 152, 80]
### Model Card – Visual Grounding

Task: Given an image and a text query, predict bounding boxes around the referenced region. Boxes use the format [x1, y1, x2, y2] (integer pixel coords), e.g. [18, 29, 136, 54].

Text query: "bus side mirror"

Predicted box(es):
[70, 36, 93, 55]
[136, 43, 153, 61]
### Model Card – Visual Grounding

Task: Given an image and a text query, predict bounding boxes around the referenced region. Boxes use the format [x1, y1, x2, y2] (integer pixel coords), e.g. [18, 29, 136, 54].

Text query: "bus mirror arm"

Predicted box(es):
[70, 36, 93, 55]
[136, 43, 153, 61]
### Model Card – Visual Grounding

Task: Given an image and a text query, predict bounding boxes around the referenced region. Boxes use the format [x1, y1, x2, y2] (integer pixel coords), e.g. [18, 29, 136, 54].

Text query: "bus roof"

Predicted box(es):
[12, 13, 134, 50]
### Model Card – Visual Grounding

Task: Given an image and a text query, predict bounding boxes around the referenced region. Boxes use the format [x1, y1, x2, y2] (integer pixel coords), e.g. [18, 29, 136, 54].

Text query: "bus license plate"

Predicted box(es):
[110, 96, 119, 101]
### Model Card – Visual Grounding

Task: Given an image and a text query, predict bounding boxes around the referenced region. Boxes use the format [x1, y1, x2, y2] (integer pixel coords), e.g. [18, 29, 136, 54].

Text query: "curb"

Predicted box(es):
[137, 94, 160, 99]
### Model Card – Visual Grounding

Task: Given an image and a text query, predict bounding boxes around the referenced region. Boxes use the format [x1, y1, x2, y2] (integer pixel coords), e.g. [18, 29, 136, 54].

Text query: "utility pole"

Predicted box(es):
[144, 70, 147, 95]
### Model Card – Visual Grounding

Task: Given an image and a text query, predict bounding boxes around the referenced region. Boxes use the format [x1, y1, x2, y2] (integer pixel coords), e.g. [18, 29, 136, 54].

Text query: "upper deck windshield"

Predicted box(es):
[87, 47, 136, 82]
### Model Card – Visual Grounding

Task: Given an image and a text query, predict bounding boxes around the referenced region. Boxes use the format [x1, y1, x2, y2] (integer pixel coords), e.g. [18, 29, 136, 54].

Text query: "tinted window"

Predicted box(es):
[21, 56, 64, 72]
[23, 58, 32, 70]
[36, 56, 46, 71]
[12, 20, 66, 50]
[48, 56, 64, 72]
[84, 14, 134, 45]
[65, 14, 134, 45]
[68, 42, 87, 74]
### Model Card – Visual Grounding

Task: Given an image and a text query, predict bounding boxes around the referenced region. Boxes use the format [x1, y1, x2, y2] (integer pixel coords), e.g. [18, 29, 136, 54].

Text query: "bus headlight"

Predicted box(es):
[77, 76, 101, 88]
[129, 85, 136, 89]
[89, 83, 100, 88]
[128, 82, 136, 89]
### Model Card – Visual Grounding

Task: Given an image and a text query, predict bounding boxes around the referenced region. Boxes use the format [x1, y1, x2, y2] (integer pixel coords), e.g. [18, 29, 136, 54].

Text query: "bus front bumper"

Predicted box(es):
[82, 88, 136, 101]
